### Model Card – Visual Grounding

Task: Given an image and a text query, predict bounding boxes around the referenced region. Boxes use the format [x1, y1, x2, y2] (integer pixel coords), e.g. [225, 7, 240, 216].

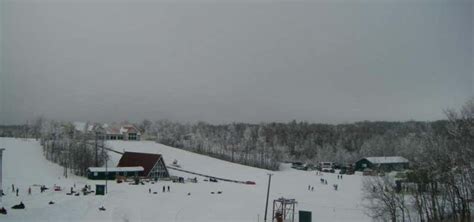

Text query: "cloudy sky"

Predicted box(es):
[1, 0, 472, 125]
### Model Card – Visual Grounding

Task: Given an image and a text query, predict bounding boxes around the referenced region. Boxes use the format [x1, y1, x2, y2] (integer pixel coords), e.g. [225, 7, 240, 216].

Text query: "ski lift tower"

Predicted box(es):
[272, 197, 297, 222]
[0, 148, 5, 205]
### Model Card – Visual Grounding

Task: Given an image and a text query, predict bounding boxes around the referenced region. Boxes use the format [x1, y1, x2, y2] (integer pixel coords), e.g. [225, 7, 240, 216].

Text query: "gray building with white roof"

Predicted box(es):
[355, 156, 409, 172]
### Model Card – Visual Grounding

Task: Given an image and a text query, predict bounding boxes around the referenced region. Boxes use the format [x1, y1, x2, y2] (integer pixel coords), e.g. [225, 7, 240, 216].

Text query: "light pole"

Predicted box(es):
[100, 143, 108, 194]
[105, 149, 108, 194]
[0, 148, 5, 206]
[264, 173, 273, 222]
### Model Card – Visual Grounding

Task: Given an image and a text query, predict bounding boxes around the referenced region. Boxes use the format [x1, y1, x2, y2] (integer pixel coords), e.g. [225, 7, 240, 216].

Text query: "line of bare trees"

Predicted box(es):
[37, 121, 108, 177]
[363, 98, 473, 222]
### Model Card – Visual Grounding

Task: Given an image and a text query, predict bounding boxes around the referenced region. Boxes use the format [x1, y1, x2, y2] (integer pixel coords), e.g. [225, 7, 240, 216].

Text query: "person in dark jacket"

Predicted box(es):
[162, 186, 165, 192]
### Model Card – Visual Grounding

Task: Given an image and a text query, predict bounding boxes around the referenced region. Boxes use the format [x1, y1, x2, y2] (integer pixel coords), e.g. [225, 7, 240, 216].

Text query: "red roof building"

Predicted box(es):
[117, 151, 169, 179]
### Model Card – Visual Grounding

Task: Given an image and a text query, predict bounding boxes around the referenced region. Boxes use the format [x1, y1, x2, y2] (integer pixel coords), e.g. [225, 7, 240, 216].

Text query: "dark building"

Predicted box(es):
[355, 156, 409, 172]
[117, 151, 170, 180]
[87, 166, 144, 180]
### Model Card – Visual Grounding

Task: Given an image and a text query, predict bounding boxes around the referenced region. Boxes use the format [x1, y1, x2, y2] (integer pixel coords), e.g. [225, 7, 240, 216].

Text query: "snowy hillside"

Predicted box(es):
[0, 138, 370, 221]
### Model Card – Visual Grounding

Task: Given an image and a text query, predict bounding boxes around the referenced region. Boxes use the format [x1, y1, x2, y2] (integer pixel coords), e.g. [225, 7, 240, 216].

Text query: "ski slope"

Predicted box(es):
[0, 138, 370, 221]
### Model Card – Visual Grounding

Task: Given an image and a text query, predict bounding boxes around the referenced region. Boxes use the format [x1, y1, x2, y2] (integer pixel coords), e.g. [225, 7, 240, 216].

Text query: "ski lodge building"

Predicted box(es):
[117, 151, 170, 180]
[355, 156, 409, 172]
[72, 122, 141, 141]
[87, 166, 143, 180]
[87, 151, 170, 180]
[105, 125, 141, 141]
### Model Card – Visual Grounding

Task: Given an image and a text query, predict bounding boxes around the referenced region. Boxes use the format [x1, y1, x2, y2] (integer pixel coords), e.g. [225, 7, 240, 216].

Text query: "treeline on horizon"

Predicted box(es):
[144, 119, 451, 170]
[0, 118, 450, 170]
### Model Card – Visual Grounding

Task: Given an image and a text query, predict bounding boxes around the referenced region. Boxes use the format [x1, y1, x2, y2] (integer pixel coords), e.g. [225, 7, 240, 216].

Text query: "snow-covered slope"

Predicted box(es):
[0, 138, 370, 221]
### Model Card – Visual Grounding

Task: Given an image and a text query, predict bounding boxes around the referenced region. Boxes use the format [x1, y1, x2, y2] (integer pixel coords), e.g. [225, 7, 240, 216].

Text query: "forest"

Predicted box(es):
[140, 119, 449, 170]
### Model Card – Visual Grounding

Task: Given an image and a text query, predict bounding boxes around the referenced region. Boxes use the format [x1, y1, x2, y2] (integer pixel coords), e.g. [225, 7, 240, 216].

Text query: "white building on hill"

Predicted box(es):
[105, 124, 141, 141]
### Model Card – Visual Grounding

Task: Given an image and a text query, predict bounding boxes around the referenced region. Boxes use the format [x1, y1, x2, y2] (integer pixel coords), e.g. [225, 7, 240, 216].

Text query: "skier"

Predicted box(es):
[28, 187, 31, 195]
[149, 188, 151, 194]
[16, 188, 19, 196]
[162, 186, 165, 192]
[167, 186, 170, 192]
[311, 186, 314, 191]
[308, 185, 310, 190]
[12, 184, 14, 192]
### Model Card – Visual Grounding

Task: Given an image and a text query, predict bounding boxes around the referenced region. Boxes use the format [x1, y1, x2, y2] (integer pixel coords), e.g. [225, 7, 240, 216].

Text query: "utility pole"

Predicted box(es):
[105, 155, 108, 194]
[63, 144, 69, 178]
[0, 148, 5, 206]
[102, 144, 108, 194]
[264, 173, 273, 222]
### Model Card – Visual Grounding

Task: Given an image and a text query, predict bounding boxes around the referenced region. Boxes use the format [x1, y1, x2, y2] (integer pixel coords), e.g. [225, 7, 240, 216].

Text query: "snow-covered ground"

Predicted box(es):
[0, 138, 370, 222]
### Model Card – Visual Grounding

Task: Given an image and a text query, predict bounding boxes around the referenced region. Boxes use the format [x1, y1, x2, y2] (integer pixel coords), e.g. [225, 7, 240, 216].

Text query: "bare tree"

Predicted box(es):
[363, 176, 411, 222]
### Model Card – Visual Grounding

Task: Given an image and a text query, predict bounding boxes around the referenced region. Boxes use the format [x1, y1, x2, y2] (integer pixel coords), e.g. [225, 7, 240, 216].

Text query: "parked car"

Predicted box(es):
[339, 167, 347, 174]
[305, 163, 316, 171]
[362, 168, 375, 176]
[291, 162, 310, 171]
[317, 162, 335, 171]
[322, 167, 335, 173]
[291, 162, 304, 168]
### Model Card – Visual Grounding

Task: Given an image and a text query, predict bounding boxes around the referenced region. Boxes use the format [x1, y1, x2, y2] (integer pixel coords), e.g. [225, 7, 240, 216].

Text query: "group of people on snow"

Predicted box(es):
[148, 185, 172, 194]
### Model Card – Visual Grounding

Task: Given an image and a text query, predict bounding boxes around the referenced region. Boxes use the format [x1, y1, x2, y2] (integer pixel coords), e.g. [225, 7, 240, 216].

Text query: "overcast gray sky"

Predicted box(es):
[1, 0, 472, 125]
